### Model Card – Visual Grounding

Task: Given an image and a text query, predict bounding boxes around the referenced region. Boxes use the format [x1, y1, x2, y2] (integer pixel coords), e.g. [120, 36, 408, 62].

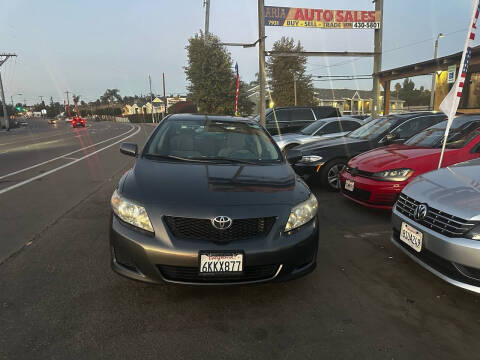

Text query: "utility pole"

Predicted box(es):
[258, 0, 266, 126]
[372, 0, 383, 119]
[430, 33, 444, 110]
[293, 73, 297, 106]
[204, 0, 210, 42]
[0, 53, 18, 130]
[162, 72, 167, 115]
[65, 91, 70, 106]
[149, 75, 154, 123]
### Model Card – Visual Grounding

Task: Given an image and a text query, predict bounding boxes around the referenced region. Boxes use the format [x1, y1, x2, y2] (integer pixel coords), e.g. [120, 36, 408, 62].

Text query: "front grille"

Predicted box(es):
[396, 194, 475, 237]
[345, 166, 374, 178]
[164, 216, 276, 242]
[158, 264, 279, 283]
[341, 183, 371, 202]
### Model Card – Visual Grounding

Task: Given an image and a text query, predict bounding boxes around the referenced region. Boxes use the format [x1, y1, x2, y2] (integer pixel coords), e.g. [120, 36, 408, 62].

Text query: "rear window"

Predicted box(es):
[291, 109, 314, 121]
[313, 107, 339, 119]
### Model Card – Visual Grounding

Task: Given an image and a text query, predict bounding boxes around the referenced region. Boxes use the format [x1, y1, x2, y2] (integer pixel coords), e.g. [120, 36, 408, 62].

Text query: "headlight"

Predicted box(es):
[467, 224, 480, 240]
[285, 193, 318, 232]
[299, 155, 323, 163]
[111, 189, 154, 233]
[372, 168, 414, 181]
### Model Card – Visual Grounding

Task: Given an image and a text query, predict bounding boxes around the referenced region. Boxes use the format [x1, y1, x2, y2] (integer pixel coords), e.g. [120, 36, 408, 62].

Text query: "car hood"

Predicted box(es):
[294, 136, 367, 153]
[402, 159, 480, 221]
[349, 144, 445, 172]
[121, 158, 309, 209]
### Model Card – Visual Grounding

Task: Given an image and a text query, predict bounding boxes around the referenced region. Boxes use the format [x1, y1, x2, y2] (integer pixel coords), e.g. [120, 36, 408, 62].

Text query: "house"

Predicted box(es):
[167, 96, 187, 109]
[315, 88, 405, 115]
[142, 98, 165, 114]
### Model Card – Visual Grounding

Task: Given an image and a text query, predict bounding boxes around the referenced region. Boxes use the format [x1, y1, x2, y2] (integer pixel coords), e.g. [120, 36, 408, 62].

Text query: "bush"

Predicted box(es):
[167, 101, 198, 114]
[127, 113, 164, 123]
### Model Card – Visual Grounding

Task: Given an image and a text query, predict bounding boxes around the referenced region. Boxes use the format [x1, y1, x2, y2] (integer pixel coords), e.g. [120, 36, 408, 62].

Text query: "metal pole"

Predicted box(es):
[430, 35, 442, 110]
[0, 72, 9, 130]
[204, 0, 210, 41]
[149, 75, 154, 123]
[372, 0, 383, 118]
[258, 0, 266, 126]
[293, 72, 297, 106]
[162, 72, 167, 115]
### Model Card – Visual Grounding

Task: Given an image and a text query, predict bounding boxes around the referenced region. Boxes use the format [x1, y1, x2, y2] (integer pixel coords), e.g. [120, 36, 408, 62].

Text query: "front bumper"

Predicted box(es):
[340, 172, 406, 209]
[391, 207, 480, 293]
[110, 213, 319, 285]
[292, 163, 321, 178]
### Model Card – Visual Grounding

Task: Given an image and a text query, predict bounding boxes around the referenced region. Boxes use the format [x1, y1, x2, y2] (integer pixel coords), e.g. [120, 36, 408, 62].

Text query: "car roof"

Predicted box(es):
[321, 116, 362, 123]
[267, 106, 336, 110]
[165, 113, 254, 124]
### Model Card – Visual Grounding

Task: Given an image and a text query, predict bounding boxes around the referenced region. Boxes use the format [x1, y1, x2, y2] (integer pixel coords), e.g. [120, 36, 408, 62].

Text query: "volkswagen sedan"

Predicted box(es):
[109, 114, 319, 285]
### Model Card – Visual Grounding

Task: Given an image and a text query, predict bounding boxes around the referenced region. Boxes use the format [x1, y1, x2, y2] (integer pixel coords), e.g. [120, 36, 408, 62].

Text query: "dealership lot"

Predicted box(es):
[1, 121, 479, 359]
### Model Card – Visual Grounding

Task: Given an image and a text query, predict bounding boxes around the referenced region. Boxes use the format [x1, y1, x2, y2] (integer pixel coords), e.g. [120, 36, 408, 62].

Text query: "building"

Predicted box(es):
[315, 88, 405, 115]
[378, 45, 480, 115]
[166, 96, 187, 109]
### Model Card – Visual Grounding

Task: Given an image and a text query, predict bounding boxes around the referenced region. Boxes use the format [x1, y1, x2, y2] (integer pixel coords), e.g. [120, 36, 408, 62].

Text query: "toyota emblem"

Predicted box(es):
[211, 216, 233, 230]
[414, 204, 428, 221]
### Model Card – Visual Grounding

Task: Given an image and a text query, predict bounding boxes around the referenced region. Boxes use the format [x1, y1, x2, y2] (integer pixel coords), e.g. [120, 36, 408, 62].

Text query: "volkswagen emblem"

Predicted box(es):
[211, 216, 233, 230]
[414, 203, 428, 221]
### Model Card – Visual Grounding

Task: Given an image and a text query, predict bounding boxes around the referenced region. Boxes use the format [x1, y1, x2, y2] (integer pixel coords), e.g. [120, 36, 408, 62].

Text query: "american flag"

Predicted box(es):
[438, 0, 480, 168]
[234, 62, 240, 115]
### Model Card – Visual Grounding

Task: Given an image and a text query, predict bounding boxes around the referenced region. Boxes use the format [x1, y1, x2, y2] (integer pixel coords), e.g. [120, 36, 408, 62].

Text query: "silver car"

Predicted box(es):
[272, 117, 363, 153]
[391, 158, 480, 293]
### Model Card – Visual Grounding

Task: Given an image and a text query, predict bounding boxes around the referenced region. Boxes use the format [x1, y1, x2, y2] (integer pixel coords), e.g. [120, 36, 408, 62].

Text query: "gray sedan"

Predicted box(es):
[272, 116, 363, 153]
[391, 158, 480, 293]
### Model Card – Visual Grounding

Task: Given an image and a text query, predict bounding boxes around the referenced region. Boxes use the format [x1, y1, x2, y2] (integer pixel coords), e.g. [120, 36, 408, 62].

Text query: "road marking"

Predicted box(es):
[0, 124, 135, 180]
[0, 125, 141, 195]
[62, 156, 79, 161]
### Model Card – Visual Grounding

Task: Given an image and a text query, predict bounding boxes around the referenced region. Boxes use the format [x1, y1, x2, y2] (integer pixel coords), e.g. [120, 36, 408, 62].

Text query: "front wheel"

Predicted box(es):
[320, 159, 347, 191]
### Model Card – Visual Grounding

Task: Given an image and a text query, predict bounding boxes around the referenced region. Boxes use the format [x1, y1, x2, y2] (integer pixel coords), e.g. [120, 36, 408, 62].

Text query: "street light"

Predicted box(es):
[430, 33, 444, 110]
[10, 93, 22, 106]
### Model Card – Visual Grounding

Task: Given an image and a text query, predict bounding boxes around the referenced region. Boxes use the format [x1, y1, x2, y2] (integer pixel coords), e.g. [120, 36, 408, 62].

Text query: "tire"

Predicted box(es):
[320, 158, 347, 192]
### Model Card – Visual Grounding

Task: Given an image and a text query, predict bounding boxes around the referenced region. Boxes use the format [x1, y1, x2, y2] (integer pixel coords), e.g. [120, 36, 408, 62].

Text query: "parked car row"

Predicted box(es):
[278, 112, 480, 293]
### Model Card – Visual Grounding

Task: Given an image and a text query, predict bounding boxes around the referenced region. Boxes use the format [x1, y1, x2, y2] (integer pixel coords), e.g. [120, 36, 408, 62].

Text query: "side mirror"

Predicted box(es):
[286, 149, 302, 164]
[120, 143, 138, 157]
[384, 133, 399, 144]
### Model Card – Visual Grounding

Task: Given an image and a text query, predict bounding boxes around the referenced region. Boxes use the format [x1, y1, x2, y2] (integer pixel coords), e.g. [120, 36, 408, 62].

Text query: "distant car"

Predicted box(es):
[272, 116, 363, 153]
[48, 119, 56, 124]
[65, 117, 72, 123]
[292, 112, 447, 191]
[255, 106, 341, 135]
[391, 157, 480, 293]
[72, 116, 86, 128]
[340, 115, 480, 209]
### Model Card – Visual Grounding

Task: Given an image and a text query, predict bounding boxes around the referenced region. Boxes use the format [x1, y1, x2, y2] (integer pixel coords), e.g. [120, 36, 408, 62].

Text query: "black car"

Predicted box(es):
[292, 112, 447, 191]
[255, 106, 341, 135]
[110, 114, 319, 285]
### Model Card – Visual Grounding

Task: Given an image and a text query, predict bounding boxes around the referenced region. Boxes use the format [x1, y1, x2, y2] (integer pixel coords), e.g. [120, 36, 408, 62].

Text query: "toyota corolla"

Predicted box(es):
[109, 114, 319, 285]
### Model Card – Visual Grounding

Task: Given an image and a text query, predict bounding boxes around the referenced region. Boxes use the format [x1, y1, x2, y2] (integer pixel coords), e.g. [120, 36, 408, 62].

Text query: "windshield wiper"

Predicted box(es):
[195, 157, 262, 165]
[143, 154, 210, 163]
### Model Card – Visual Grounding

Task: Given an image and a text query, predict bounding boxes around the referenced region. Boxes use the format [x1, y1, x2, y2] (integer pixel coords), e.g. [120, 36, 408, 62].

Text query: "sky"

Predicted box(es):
[0, 0, 478, 105]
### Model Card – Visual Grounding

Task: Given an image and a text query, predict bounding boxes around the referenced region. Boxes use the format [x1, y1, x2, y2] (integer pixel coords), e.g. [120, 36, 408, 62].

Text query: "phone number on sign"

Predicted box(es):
[353, 22, 381, 29]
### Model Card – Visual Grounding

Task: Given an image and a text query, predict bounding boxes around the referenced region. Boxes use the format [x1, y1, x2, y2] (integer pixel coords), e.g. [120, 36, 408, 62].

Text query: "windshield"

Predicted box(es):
[300, 120, 326, 135]
[348, 116, 399, 140]
[145, 118, 282, 164]
[405, 118, 480, 149]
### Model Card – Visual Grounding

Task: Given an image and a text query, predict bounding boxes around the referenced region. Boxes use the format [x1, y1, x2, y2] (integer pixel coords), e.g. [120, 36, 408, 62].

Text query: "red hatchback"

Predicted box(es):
[72, 116, 86, 128]
[340, 115, 480, 209]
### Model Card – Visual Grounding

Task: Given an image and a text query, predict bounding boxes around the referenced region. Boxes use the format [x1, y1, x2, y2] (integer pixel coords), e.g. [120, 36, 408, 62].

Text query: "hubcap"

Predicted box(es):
[327, 164, 346, 189]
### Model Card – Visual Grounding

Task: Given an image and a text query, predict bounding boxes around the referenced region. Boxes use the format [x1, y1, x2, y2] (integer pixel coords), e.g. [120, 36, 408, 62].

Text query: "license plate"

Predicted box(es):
[345, 179, 355, 192]
[399, 222, 423, 252]
[199, 252, 243, 274]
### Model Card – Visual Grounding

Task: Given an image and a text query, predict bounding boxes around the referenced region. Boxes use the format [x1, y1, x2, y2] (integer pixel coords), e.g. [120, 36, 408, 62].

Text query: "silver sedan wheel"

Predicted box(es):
[327, 164, 346, 189]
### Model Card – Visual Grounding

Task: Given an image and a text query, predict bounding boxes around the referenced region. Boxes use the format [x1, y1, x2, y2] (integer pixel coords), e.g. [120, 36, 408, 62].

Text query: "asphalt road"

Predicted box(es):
[1, 118, 479, 359]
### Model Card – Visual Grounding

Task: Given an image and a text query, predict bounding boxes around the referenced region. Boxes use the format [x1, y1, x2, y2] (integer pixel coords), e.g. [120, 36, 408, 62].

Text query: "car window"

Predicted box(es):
[390, 115, 444, 139]
[300, 120, 326, 135]
[342, 121, 361, 131]
[405, 119, 480, 149]
[269, 109, 292, 122]
[291, 109, 314, 121]
[313, 107, 339, 119]
[146, 119, 282, 163]
[321, 121, 342, 133]
[348, 116, 400, 140]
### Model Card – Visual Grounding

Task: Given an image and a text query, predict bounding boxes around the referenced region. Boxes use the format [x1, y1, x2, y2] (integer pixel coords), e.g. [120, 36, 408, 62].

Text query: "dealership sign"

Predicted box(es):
[265, 6, 381, 29]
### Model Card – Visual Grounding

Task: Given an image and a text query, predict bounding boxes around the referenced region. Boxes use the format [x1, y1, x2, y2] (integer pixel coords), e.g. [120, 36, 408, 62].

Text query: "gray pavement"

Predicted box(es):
[0, 119, 479, 359]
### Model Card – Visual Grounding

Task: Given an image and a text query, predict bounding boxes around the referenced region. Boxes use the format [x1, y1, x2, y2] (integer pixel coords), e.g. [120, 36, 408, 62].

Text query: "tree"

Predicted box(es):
[266, 37, 315, 107]
[394, 78, 431, 107]
[100, 89, 122, 104]
[185, 31, 254, 115]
